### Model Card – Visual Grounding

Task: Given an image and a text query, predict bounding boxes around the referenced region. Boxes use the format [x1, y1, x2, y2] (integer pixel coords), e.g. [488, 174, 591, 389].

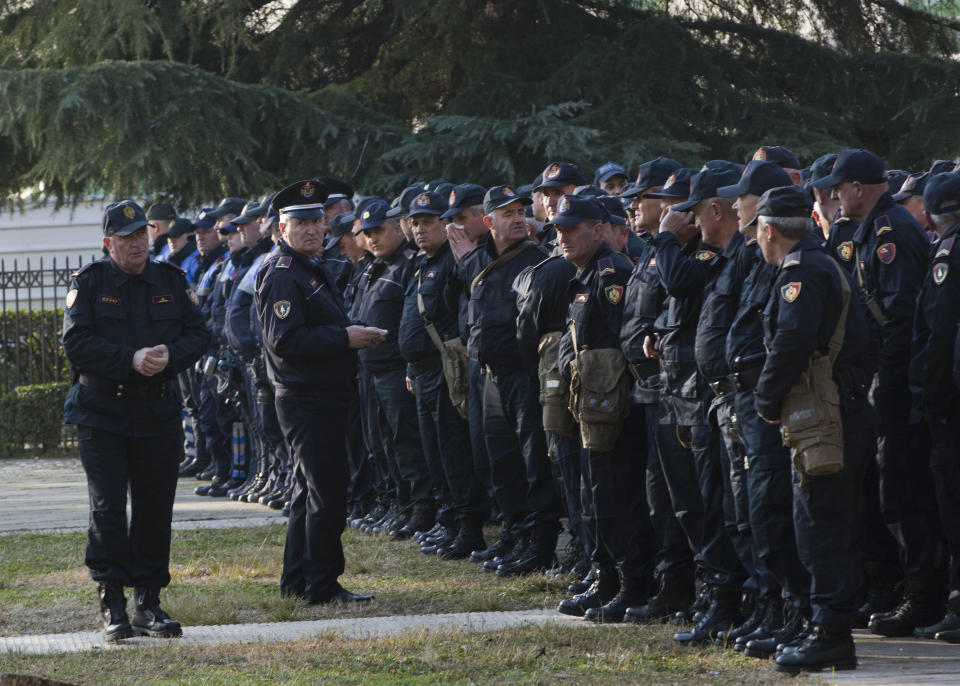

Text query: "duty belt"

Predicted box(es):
[79, 374, 169, 400]
[729, 365, 763, 393]
[709, 377, 736, 398]
[483, 362, 525, 376]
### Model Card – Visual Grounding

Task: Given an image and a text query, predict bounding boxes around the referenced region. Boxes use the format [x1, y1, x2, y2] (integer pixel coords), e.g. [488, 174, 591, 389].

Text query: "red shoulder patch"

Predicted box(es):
[876, 243, 896, 265]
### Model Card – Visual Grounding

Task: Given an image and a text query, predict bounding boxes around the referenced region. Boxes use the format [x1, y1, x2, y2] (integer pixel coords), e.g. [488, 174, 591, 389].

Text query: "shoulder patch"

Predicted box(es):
[935, 236, 955, 259]
[403, 248, 416, 260]
[836, 241, 853, 262]
[597, 256, 616, 276]
[273, 300, 291, 319]
[933, 263, 949, 286]
[782, 251, 802, 268]
[695, 249, 717, 262]
[874, 215, 892, 235]
[605, 285, 624, 304]
[65, 289, 78, 308]
[71, 261, 97, 278]
[276, 256, 292, 269]
[781, 282, 801, 303]
[876, 243, 896, 265]
[157, 261, 185, 275]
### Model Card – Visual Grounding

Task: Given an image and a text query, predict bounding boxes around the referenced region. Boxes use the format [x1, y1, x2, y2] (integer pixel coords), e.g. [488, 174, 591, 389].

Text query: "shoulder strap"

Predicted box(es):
[416, 269, 446, 352]
[827, 258, 852, 365]
[468, 240, 536, 295]
[854, 251, 886, 326]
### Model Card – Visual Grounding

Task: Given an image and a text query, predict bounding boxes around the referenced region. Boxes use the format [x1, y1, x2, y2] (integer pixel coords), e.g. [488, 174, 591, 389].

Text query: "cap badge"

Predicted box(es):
[753, 148, 768, 161]
[301, 182, 315, 199]
[605, 285, 623, 304]
[502, 186, 515, 197]
[122, 205, 135, 219]
[933, 263, 949, 285]
[557, 196, 571, 214]
[198, 211, 208, 220]
[362, 210, 371, 220]
[546, 164, 561, 180]
[837, 241, 853, 262]
[781, 282, 802, 303]
[877, 243, 896, 264]
[416, 193, 431, 208]
[274, 300, 291, 319]
[449, 189, 457, 205]
[664, 174, 676, 189]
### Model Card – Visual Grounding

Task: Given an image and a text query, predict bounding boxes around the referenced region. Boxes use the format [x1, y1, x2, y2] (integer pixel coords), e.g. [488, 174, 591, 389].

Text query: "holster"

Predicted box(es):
[537, 332, 577, 438]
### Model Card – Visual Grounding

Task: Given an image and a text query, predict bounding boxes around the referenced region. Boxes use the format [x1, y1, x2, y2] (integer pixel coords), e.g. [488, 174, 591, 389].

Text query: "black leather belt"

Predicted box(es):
[408, 356, 442, 376]
[483, 362, 525, 376]
[709, 377, 736, 397]
[729, 365, 763, 393]
[79, 374, 169, 400]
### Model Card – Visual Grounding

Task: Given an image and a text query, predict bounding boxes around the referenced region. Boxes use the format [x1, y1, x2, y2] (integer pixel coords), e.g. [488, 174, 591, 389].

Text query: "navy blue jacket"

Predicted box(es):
[515, 253, 577, 374]
[399, 241, 461, 363]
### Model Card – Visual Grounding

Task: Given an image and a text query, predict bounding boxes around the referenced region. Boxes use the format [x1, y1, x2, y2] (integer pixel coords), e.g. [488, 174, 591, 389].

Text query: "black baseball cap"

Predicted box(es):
[325, 211, 355, 250]
[574, 185, 607, 198]
[597, 195, 627, 226]
[633, 157, 682, 193]
[929, 160, 955, 176]
[483, 185, 532, 214]
[552, 195, 605, 227]
[103, 200, 149, 237]
[810, 149, 887, 189]
[671, 167, 741, 211]
[645, 168, 696, 199]
[701, 160, 745, 176]
[166, 217, 193, 238]
[534, 162, 586, 191]
[271, 180, 329, 219]
[359, 200, 392, 230]
[887, 170, 910, 197]
[808, 153, 839, 185]
[718, 160, 793, 198]
[192, 208, 217, 230]
[750, 146, 801, 170]
[408, 191, 448, 217]
[923, 172, 960, 214]
[441, 183, 487, 219]
[386, 184, 425, 219]
[230, 200, 267, 225]
[892, 172, 928, 202]
[146, 202, 177, 221]
[206, 197, 247, 219]
[594, 161, 628, 185]
[750, 185, 813, 227]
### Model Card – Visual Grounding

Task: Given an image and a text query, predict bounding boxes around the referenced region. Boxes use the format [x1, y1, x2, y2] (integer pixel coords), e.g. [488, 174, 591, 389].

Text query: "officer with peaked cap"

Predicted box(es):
[255, 179, 385, 604]
[62, 200, 209, 641]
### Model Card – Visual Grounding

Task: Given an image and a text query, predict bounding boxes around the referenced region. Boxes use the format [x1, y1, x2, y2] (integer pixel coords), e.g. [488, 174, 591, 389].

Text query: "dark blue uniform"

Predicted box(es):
[63, 258, 209, 587]
[755, 237, 873, 630]
[255, 240, 356, 603]
[824, 216, 859, 275]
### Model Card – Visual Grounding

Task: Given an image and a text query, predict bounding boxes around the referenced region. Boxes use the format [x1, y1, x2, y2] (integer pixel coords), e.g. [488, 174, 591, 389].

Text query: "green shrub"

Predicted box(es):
[0, 381, 71, 457]
[0, 309, 70, 392]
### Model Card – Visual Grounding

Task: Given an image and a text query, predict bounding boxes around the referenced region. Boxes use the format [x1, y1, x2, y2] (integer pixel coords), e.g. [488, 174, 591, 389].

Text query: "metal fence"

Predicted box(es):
[1, 254, 98, 391]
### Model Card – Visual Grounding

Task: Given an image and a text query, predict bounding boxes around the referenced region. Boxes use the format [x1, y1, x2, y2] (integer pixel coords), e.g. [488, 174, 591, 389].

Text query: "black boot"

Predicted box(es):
[715, 592, 769, 647]
[855, 560, 903, 628]
[568, 566, 597, 594]
[131, 586, 182, 638]
[438, 519, 486, 560]
[744, 602, 809, 658]
[625, 568, 696, 624]
[98, 582, 133, 642]
[420, 525, 457, 555]
[390, 501, 435, 542]
[675, 581, 711, 626]
[584, 575, 647, 624]
[673, 586, 743, 645]
[869, 584, 945, 638]
[774, 624, 856, 673]
[916, 610, 960, 639]
[483, 535, 528, 572]
[733, 594, 785, 652]
[194, 474, 227, 496]
[496, 528, 558, 577]
[558, 570, 619, 617]
[470, 526, 515, 564]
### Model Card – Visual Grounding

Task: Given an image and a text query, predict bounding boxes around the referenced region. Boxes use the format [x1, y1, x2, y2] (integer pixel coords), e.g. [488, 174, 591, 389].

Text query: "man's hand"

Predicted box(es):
[446, 223, 477, 263]
[406, 376, 415, 393]
[643, 334, 660, 360]
[347, 325, 388, 349]
[659, 207, 699, 244]
[132, 345, 169, 376]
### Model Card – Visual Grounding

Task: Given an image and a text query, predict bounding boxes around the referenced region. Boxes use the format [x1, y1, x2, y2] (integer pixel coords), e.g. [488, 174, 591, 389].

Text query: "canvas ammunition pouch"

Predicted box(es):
[567, 323, 630, 452]
[780, 260, 850, 478]
[537, 331, 577, 437]
[418, 278, 469, 419]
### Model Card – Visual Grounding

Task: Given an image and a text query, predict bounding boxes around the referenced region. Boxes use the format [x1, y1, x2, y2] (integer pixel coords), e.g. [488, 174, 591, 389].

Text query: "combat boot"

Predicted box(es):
[854, 560, 903, 628]
[774, 624, 856, 673]
[98, 582, 133, 643]
[733, 594, 785, 652]
[484, 535, 529, 573]
[625, 568, 695, 624]
[869, 583, 945, 637]
[568, 566, 597, 594]
[208, 476, 244, 497]
[496, 527, 558, 577]
[470, 525, 515, 563]
[390, 501, 435, 541]
[916, 609, 960, 638]
[584, 574, 647, 624]
[558, 569, 619, 617]
[437, 518, 486, 560]
[131, 586, 182, 638]
[744, 603, 809, 658]
[673, 585, 742, 645]
[420, 525, 457, 554]
[716, 592, 768, 647]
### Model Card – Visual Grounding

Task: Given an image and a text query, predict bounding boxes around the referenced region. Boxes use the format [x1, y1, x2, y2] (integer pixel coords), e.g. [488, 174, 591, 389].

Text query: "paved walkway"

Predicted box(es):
[1, 458, 958, 685]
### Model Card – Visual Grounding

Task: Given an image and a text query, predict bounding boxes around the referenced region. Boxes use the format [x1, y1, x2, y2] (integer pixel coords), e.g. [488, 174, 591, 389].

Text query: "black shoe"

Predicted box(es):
[715, 593, 770, 647]
[131, 586, 182, 638]
[548, 539, 585, 577]
[371, 503, 404, 535]
[179, 458, 210, 478]
[673, 586, 743, 645]
[916, 610, 960, 639]
[854, 561, 903, 628]
[484, 536, 529, 572]
[470, 529, 515, 564]
[281, 500, 291, 517]
[390, 502, 435, 542]
[194, 475, 228, 496]
[675, 583, 711, 626]
[98, 582, 134, 642]
[414, 522, 444, 544]
[558, 572, 619, 618]
[733, 596, 785, 652]
[869, 593, 945, 637]
[625, 570, 695, 624]
[774, 624, 856, 673]
[935, 628, 960, 643]
[437, 528, 486, 561]
[584, 578, 646, 624]
[744, 604, 809, 659]
[208, 477, 245, 498]
[309, 584, 374, 605]
[568, 566, 597, 594]
[496, 530, 557, 577]
[197, 464, 216, 481]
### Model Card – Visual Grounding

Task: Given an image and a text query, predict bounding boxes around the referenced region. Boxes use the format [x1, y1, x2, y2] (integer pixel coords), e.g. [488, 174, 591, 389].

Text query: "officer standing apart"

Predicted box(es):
[255, 179, 385, 604]
[62, 200, 209, 641]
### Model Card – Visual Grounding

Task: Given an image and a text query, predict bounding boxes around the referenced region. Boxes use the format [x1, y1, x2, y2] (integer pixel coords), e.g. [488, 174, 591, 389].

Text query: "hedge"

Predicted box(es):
[0, 309, 70, 392]
[0, 381, 72, 457]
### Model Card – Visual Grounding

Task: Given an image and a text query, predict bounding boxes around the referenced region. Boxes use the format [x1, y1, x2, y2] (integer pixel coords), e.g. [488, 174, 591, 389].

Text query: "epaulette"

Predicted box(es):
[276, 255, 292, 269]
[157, 260, 185, 275]
[695, 249, 717, 262]
[597, 256, 616, 276]
[532, 254, 560, 271]
[403, 248, 417, 260]
[935, 236, 955, 259]
[71, 261, 98, 278]
[782, 250, 802, 268]
[835, 216, 852, 225]
[874, 215, 893, 236]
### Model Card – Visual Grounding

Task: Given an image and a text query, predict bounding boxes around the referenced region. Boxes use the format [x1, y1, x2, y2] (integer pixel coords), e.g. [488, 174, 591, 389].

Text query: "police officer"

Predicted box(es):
[62, 200, 209, 641]
[255, 179, 384, 604]
[813, 150, 942, 636]
[751, 185, 873, 673]
[146, 202, 177, 260]
[162, 218, 202, 286]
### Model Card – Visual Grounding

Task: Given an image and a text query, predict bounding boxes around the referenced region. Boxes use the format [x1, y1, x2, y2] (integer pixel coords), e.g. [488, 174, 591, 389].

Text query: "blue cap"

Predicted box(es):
[483, 185, 532, 214]
[594, 161, 628, 185]
[103, 201, 149, 237]
[552, 195, 605, 227]
[534, 162, 586, 191]
[359, 200, 392, 230]
[750, 146, 801, 169]
[230, 200, 267, 225]
[597, 196, 626, 225]
[166, 217, 193, 238]
[923, 172, 960, 214]
[386, 185, 424, 219]
[408, 191, 449, 217]
[441, 184, 487, 219]
[633, 157, 682, 193]
[750, 185, 813, 227]
[886, 170, 910, 197]
[271, 179, 330, 219]
[645, 168, 696, 199]
[206, 197, 247, 219]
[892, 172, 929, 202]
[670, 167, 742, 211]
[808, 153, 839, 185]
[717, 161, 793, 198]
[810, 149, 886, 190]
[192, 207, 217, 230]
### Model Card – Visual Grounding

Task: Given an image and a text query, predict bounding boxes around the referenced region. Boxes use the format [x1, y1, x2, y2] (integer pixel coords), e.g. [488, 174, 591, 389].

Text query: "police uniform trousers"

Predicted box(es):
[199, 374, 232, 478]
[414, 359, 488, 526]
[78, 425, 180, 587]
[178, 368, 209, 467]
[733, 390, 809, 604]
[793, 405, 871, 628]
[359, 368, 394, 501]
[345, 387, 376, 513]
[482, 368, 562, 536]
[553, 432, 591, 558]
[275, 389, 351, 602]
[927, 410, 960, 610]
[258, 385, 291, 494]
[468, 359, 494, 505]
[411, 358, 456, 526]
